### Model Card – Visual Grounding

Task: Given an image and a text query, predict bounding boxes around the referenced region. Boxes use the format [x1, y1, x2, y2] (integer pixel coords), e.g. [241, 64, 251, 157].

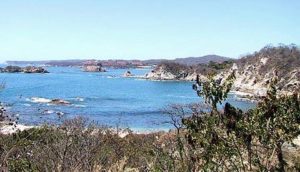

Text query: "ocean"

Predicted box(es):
[0, 66, 255, 131]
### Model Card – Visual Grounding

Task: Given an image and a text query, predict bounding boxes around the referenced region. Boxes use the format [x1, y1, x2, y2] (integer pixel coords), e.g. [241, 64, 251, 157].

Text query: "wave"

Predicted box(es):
[166, 95, 197, 99]
[107, 76, 120, 79]
[43, 110, 55, 114]
[74, 105, 86, 108]
[67, 97, 84, 102]
[76, 97, 84, 102]
[134, 78, 147, 81]
[30, 97, 52, 103]
[85, 97, 134, 102]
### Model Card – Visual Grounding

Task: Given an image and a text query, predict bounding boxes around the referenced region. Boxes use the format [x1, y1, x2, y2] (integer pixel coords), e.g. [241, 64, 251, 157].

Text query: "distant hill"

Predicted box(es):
[143, 55, 230, 66]
[7, 54, 230, 67]
[6, 60, 87, 66]
[174, 55, 231, 66]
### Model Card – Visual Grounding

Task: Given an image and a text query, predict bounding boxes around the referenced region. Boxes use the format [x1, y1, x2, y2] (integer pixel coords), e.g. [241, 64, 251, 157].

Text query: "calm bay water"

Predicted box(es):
[0, 66, 255, 131]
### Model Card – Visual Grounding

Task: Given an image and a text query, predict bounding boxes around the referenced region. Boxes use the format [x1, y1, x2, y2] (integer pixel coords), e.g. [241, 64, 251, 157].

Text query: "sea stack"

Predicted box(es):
[83, 60, 106, 72]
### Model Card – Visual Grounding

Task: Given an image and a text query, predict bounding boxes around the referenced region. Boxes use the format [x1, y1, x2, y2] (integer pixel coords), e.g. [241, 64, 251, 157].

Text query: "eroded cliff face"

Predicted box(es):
[219, 46, 300, 96]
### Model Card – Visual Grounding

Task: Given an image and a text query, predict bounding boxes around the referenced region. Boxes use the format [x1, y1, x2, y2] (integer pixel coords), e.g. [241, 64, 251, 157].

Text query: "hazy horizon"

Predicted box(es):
[1, 0, 299, 63]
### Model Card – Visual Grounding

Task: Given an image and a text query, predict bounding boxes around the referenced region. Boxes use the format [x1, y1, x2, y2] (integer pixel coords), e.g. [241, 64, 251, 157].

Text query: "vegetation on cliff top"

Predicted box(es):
[237, 44, 300, 80]
[155, 59, 234, 77]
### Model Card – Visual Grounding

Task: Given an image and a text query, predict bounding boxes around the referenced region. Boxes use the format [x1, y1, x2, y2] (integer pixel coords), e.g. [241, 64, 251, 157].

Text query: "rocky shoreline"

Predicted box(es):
[141, 55, 300, 99]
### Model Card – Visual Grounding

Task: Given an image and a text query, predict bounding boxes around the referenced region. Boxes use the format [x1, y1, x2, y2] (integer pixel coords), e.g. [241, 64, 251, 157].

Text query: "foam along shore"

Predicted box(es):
[0, 122, 162, 138]
[0, 123, 34, 135]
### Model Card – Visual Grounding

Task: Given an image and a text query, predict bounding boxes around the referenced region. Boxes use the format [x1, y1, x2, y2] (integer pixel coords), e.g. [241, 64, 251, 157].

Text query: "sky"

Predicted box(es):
[0, 0, 299, 62]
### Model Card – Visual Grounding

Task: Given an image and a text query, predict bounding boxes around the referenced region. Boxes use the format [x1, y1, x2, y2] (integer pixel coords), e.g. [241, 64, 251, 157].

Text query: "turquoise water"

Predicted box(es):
[0, 66, 255, 131]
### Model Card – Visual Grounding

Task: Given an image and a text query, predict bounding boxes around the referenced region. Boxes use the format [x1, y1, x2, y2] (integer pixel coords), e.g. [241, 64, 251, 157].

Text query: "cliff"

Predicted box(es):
[220, 45, 300, 96]
[146, 45, 300, 96]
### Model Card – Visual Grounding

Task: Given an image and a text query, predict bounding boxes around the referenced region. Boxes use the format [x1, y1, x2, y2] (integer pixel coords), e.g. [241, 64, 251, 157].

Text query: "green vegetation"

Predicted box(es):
[207, 60, 234, 70]
[158, 61, 190, 76]
[183, 72, 300, 171]
[157, 60, 234, 77]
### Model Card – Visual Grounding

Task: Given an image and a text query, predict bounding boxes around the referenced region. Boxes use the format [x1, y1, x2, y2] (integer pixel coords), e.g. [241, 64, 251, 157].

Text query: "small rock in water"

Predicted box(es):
[123, 71, 134, 77]
[56, 112, 65, 119]
[43, 110, 55, 114]
[50, 99, 71, 105]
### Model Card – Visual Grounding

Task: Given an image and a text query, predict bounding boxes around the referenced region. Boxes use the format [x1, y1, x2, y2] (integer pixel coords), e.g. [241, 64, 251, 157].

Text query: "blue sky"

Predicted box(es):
[0, 0, 299, 62]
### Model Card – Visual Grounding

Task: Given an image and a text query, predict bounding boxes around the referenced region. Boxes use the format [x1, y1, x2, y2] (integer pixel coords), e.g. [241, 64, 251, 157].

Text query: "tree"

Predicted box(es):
[181, 71, 300, 171]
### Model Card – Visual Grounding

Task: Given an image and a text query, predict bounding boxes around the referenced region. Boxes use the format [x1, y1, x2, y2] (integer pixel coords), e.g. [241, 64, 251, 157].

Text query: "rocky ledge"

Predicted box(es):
[0, 66, 49, 73]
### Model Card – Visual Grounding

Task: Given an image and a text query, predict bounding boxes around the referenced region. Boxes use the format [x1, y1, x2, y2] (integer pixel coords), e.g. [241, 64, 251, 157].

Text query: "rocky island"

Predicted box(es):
[82, 60, 106, 72]
[0, 66, 49, 73]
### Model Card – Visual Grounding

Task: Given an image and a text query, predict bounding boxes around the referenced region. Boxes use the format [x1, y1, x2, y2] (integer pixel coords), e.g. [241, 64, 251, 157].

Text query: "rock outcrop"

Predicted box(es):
[144, 62, 202, 81]
[50, 99, 71, 105]
[0, 66, 49, 73]
[123, 71, 133, 77]
[22, 66, 49, 73]
[218, 45, 300, 96]
[83, 61, 106, 72]
[145, 45, 300, 97]
[0, 66, 22, 73]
